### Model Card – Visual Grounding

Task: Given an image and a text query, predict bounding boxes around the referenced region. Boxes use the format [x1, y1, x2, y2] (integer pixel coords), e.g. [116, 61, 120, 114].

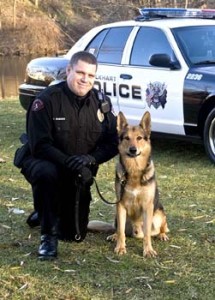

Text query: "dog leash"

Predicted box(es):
[74, 184, 82, 241]
[74, 177, 120, 241]
[93, 178, 121, 205]
[74, 175, 120, 241]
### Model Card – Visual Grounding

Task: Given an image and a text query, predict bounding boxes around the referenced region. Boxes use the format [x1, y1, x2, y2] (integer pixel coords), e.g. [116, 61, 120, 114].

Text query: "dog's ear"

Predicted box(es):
[117, 112, 128, 133]
[140, 111, 151, 137]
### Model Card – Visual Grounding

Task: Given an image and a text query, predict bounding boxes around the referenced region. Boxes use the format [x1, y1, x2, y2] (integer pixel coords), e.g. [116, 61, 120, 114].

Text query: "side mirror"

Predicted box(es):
[149, 53, 180, 70]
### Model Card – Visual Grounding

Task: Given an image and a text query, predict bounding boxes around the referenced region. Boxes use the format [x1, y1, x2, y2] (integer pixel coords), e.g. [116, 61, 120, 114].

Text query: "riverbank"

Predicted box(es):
[0, 1, 93, 56]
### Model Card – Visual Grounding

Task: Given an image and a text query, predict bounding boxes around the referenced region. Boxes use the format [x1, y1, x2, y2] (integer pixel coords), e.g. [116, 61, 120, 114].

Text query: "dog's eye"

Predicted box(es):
[124, 136, 130, 141]
[137, 136, 142, 141]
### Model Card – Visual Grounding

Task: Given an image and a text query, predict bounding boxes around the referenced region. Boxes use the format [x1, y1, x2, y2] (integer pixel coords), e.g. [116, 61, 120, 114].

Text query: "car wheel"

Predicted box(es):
[203, 108, 215, 164]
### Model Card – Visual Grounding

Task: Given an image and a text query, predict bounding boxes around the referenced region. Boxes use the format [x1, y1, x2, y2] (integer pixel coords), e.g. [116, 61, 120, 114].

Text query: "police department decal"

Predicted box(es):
[145, 82, 167, 109]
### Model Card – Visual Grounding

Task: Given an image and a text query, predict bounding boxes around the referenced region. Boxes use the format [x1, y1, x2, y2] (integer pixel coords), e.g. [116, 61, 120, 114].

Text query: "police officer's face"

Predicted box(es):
[66, 60, 96, 96]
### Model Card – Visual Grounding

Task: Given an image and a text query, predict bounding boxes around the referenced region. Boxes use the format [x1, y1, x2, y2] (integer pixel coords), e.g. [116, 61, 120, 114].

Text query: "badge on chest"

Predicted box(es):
[97, 109, 104, 122]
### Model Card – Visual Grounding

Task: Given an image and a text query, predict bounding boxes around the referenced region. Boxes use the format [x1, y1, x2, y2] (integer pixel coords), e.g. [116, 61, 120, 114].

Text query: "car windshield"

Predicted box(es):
[172, 25, 215, 65]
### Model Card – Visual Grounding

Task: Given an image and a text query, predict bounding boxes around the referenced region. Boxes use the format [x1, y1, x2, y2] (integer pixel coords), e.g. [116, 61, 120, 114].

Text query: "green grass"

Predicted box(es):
[0, 98, 214, 300]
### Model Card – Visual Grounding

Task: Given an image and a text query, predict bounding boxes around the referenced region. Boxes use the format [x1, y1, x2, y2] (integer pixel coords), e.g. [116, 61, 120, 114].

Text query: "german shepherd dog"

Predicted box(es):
[88, 111, 169, 257]
[110, 111, 169, 257]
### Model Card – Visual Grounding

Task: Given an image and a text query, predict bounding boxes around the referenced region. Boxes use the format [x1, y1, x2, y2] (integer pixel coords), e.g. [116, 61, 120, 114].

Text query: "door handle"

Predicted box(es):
[120, 74, 133, 80]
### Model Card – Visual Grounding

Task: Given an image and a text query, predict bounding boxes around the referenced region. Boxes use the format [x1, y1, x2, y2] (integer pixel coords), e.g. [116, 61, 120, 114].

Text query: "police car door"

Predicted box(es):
[118, 26, 188, 135]
[87, 26, 134, 115]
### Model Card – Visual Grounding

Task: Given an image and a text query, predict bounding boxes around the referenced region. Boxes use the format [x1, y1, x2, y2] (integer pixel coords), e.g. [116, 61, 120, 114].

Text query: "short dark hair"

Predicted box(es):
[69, 51, 97, 69]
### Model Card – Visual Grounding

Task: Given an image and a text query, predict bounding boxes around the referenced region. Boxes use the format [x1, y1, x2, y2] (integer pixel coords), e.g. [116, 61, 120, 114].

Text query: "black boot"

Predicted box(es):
[38, 234, 58, 260]
[26, 211, 40, 228]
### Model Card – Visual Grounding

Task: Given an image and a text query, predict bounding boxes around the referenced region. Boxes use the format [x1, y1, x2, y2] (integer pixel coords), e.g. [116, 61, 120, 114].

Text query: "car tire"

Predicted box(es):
[203, 108, 215, 164]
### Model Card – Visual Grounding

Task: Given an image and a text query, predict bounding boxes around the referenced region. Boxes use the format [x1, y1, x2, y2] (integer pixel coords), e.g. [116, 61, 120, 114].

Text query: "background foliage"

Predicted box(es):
[0, 0, 215, 55]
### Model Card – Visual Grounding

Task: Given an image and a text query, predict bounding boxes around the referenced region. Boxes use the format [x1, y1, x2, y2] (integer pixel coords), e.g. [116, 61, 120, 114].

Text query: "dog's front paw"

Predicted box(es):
[107, 233, 117, 242]
[159, 233, 169, 241]
[144, 247, 157, 258]
[114, 245, 127, 255]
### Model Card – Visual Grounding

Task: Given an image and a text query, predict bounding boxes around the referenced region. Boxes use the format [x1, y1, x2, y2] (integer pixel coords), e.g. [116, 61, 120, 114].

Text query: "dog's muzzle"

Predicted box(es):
[127, 146, 141, 158]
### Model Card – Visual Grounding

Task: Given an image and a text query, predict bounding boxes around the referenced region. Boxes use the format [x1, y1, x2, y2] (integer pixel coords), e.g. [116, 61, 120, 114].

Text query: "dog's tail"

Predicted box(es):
[87, 220, 115, 234]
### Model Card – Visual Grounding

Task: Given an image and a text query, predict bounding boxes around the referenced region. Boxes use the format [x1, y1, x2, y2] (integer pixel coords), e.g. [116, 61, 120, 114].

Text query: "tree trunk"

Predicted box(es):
[0, 8, 2, 31]
[13, 0, 16, 29]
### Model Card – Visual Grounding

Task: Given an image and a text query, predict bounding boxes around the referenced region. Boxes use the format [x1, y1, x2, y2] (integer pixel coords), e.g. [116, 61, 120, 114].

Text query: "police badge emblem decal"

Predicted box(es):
[145, 81, 167, 109]
[97, 109, 104, 122]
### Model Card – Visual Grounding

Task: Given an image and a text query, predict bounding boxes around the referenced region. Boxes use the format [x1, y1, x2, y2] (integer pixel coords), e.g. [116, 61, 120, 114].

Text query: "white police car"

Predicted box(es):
[19, 8, 215, 164]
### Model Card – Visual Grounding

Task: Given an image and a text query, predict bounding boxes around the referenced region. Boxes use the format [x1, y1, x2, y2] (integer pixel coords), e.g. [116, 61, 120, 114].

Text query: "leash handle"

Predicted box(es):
[93, 178, 121, 205]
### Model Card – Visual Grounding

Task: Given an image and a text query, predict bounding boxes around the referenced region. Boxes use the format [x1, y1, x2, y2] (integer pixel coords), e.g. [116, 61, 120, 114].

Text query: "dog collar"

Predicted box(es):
[118, 156, 154, 186]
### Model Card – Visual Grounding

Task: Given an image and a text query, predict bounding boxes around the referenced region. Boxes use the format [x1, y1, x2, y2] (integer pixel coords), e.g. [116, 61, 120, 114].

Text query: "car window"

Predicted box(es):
[172, 26, 215, 65]
[85, 29, 109, 57]
[95, 27, 133, 64]
[130, 27, 174, 67]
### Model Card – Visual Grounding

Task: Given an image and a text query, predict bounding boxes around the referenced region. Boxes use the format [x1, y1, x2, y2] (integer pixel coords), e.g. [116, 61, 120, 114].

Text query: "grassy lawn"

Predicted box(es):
[0, 98, 214, 300]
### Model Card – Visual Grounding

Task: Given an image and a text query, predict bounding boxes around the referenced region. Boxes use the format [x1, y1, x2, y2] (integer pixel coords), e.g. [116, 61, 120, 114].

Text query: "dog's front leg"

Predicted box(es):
[114, 202, 127, 255]
[143, 203, 157, 257]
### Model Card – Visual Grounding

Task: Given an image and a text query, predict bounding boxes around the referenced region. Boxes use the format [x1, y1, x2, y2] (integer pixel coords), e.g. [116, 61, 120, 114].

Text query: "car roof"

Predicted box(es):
[97, 18, 215, 30]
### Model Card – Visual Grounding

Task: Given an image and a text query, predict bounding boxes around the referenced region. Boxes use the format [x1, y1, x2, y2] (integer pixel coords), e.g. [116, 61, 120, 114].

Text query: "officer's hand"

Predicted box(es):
[65, 154, 96, 172]
[77, 167, 94, 186]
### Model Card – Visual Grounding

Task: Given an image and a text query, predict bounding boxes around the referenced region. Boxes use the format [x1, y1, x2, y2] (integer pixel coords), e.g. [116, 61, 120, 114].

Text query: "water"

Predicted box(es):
[0, 56, 33, 98]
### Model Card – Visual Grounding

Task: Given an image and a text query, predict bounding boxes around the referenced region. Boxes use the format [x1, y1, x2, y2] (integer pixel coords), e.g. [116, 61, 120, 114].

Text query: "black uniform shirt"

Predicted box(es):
[27, 81, 118, 166]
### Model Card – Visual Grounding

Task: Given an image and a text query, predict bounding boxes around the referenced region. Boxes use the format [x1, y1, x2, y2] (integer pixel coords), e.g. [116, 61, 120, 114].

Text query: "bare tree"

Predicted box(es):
[31, 0, 39, 7]
[0, 8, 2, 30]
[13, 0, 16, 29]
[173, 0, 177, 7]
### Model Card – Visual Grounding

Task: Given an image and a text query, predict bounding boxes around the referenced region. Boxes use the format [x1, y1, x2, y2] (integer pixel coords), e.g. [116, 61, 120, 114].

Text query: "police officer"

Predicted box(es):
[21, 51, 118, 259]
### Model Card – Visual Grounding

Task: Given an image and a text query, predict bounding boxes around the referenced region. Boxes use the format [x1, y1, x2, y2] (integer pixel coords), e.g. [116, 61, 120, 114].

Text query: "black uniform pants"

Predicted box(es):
[21, 157, 92, 241]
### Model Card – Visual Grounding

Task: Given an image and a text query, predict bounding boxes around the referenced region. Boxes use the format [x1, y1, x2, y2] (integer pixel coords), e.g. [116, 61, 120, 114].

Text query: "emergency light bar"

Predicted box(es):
[137, 7, 215, 20]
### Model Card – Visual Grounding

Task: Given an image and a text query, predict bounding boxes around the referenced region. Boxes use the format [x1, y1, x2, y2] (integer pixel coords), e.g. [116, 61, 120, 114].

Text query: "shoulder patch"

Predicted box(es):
[31, 99, 44, 112]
